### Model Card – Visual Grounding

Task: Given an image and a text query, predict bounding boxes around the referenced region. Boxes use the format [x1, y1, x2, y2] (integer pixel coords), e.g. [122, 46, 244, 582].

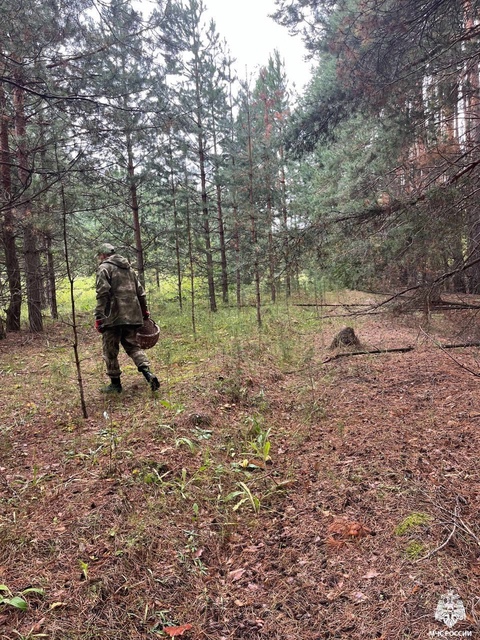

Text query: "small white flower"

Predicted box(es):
[103, 411, 110, 421]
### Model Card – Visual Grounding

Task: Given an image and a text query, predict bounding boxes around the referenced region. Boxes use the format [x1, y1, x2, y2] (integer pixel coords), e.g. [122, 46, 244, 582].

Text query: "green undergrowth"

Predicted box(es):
[394, 512, 431, 536]
[2, 288, 479, 638]
[0, 287, 370, 638]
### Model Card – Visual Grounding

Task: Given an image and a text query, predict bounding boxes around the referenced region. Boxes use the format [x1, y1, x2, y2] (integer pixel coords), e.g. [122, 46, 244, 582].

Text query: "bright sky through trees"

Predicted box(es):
[202, 0, 312, 91]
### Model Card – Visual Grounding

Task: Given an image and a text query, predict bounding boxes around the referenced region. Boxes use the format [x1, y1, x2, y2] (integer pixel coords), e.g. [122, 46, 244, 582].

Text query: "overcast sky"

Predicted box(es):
[202, 0, 313, 91]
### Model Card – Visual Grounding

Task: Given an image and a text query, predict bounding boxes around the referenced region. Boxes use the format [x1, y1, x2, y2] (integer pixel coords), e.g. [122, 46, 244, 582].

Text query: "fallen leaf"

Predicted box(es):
[326, 579, 345, 601]
[351, 591, 368, 603]
[163, 623, 193, 637]
[362, 570, 379, 580]
[229, 568, 246, 582]
[30, 617, 46, 632]
[326, 583, 345, 601]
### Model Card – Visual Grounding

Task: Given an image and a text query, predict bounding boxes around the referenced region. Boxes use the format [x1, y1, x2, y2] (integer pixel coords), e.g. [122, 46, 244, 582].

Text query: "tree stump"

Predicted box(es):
[329, 326, 361, 350]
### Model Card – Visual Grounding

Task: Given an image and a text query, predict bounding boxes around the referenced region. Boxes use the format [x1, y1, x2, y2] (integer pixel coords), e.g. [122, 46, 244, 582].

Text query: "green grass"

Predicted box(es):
[56, 276, 96, 314]
[404, 540, 426, 559]
[394, 512, 431, 536]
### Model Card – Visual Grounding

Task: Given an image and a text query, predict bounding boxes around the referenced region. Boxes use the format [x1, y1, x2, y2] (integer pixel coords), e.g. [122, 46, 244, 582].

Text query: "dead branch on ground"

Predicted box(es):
[322, 346, 415, 362]
[419, 328, 480, 377]
[418, 494, 480, 561]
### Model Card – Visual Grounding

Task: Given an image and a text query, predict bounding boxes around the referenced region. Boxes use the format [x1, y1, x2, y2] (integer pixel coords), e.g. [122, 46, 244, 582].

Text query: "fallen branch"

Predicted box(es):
[316, 311, 388, 319]
[284, 341, 480, 374]
[418, 495, 480, 561]
[298, 306, 480, 320]
[293, 303, 374, 308]
[441, 341, 480, 349]
[419, 329, 480, 377]
[322, 346, 414, 362]
[322, 340, 480, 364]
[418, 505, 459, 562]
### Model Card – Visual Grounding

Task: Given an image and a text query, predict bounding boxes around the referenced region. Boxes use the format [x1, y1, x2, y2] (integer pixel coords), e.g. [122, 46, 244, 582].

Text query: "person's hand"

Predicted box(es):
[95, 319, 104, 333]
[143, 310, 150, 319]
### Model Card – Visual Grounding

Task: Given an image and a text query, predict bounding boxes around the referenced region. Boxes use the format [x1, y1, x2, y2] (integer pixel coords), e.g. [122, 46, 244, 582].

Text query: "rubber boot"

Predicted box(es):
[138, 366, 160, 391]
[101, 376, 122, 394]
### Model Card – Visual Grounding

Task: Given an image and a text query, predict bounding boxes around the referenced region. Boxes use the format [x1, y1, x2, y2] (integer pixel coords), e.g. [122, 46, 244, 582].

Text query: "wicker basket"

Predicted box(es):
[136, 318, 160, 350]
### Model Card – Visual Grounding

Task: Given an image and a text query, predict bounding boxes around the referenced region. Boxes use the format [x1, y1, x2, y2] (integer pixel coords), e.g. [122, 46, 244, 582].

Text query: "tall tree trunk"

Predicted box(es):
[267, 187, 276, 303]
[0, 84, 21, 331]
[201, 169, 217, 313]
[126, 131, 145, 286]
[23, 221, 43, 332]
[464, 0, 480, 291]
[211, 106, 229, 303]
[14, 78, 43, 333]
[185, 166, 196, 338]
[215, 187, 229, 304]
[442, 79, 466, 293]
[45, 233, 58, 318]
[168, 134, 183, 311]
[246, 87, 262, 327]
[227, 62, 242, 308]
[261, 89, 276, 304]
[279, 146, 291, 298]
[234, 211, 242, 308]
[39, 120, 58, 317]
[193, 50, 216, 313]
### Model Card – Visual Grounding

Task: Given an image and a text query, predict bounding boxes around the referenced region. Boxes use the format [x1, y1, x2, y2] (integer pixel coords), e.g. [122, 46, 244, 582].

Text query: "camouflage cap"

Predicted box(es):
[97, 242, 115, 256]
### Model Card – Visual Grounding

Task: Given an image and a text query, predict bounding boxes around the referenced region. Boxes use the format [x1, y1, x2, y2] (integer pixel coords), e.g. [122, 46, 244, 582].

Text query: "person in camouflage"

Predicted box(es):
[95, 243, 160, 393]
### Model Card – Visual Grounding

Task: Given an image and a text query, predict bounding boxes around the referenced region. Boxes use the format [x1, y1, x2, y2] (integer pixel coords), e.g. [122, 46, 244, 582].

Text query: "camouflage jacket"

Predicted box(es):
[95, 254, 147, 327]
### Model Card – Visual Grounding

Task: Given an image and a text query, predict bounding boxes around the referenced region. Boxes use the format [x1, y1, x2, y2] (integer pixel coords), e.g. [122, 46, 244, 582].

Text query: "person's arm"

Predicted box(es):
[95, 265, 112, 320]
[134, 272, 149, 317]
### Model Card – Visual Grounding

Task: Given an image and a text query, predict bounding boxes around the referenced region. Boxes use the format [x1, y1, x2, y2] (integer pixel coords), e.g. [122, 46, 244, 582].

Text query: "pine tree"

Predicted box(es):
[76, 0, 163, 285]
[161, 0, 233, 312]
[0, 0, 91, 331]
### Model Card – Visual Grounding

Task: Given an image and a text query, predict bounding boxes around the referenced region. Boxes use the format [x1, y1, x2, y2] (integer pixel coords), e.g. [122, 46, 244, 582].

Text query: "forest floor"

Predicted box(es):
[1, 292, 480, 639]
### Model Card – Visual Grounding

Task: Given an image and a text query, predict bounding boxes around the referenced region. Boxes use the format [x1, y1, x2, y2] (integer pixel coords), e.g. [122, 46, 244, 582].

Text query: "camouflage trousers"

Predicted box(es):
[102, 326, 149, 377]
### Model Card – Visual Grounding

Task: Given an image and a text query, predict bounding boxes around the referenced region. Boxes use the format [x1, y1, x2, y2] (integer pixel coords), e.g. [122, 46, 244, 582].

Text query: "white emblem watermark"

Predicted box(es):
[429, 591, 472, 638]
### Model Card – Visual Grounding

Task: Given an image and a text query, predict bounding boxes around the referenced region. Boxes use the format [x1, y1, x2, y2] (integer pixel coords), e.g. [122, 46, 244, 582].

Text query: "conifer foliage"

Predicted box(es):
[0, 0, 300, 331]
[2, 0, 480, 332]
[275, 0, 480, 292]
